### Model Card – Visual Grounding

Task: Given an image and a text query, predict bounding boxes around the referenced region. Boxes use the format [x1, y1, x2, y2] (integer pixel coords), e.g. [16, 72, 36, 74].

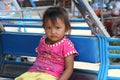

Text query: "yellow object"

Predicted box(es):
[15, 72, 57, 80]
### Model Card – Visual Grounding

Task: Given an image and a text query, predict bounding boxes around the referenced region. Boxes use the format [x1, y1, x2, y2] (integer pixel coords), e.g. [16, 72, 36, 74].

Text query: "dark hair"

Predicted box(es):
[42, 7, 71, 34]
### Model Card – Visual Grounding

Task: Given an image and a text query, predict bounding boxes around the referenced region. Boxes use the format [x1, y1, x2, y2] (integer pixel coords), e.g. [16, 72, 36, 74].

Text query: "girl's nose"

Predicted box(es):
[51, 28, 56, 34]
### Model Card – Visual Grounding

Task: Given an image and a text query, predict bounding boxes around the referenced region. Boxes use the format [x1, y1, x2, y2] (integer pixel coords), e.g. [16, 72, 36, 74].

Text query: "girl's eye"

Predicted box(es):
[56, 26, 61, 29]
[45, 26, 51, 29]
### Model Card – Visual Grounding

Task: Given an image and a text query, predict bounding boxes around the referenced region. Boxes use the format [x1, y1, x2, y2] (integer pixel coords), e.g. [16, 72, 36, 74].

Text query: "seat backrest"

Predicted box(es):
[1, 32, 100, 63]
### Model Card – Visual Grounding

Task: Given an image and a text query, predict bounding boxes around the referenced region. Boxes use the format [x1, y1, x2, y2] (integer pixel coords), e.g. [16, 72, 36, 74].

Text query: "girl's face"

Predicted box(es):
[44, 18, 66, 44]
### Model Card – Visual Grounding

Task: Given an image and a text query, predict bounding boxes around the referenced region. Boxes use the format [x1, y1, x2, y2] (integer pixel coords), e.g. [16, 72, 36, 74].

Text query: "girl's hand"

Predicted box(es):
[58, 54, 74, 80]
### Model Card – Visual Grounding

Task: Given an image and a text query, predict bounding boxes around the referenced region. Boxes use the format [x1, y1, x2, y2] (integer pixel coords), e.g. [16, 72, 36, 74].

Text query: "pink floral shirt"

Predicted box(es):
[28, 36, 78, 78]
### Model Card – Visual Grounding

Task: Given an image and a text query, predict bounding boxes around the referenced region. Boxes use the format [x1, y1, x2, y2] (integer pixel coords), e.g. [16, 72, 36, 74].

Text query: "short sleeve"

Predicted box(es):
[63, 38, 78, 57]
[35, 36, 45, 53]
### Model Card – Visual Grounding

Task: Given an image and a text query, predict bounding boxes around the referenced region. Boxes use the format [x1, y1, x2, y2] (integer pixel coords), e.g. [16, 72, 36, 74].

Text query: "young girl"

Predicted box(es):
[15, 6, 78, 80]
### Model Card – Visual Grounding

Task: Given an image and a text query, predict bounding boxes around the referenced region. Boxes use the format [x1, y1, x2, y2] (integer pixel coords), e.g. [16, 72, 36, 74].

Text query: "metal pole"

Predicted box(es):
[100, 0, 104, 23]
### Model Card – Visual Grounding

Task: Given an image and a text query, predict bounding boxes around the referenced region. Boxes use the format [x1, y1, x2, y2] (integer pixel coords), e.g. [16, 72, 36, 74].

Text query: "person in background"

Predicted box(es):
[15, 6, 78, 80]
[106, 0, 120, 16]
[111, 20, 120, 38]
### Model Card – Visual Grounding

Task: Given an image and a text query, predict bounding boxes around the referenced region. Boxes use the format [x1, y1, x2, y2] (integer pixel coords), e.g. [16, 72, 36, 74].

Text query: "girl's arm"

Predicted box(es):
[58, 54, 74, 80]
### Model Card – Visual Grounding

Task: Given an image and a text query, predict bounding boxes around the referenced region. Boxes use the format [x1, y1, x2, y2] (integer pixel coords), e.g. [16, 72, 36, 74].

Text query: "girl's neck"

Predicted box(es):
[45, 38, 56, 45]
[45, 37, 64, 45]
